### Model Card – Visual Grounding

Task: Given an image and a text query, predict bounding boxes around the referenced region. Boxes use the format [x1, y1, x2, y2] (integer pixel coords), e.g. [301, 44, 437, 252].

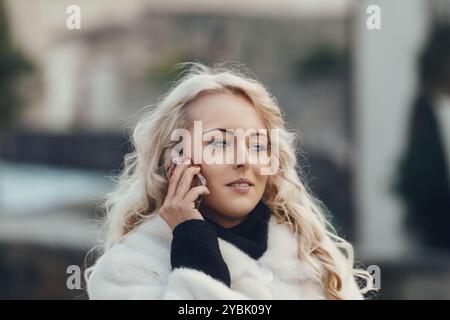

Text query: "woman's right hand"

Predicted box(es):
[159, 157, 210, 230]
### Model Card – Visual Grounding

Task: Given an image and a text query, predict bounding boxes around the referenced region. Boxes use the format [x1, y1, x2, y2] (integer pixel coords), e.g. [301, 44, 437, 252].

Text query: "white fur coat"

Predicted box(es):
[87, 213, 363, 300]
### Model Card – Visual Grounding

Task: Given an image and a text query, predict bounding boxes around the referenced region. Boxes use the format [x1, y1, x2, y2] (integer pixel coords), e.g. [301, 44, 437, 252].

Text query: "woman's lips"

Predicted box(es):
[226, 183, 252, 194]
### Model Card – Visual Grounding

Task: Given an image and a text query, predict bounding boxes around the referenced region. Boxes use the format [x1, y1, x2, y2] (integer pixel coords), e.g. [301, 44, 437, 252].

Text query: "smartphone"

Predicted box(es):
[165, 156, 207, 209]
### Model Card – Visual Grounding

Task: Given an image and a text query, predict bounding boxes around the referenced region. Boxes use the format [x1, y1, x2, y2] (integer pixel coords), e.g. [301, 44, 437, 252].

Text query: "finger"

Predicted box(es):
[174, 165, 201, 200]
[166, 159, 191, 199]
[174, 166, 201, 200]
[184, 185, 210, 203]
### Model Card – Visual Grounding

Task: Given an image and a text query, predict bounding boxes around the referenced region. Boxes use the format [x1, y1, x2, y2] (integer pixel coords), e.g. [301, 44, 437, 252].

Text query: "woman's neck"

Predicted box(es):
[199, 203, 248, 229]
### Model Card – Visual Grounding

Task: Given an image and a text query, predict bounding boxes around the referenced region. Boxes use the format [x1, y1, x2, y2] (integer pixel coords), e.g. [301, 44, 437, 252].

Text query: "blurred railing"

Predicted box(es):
[0, 131, 132, 171]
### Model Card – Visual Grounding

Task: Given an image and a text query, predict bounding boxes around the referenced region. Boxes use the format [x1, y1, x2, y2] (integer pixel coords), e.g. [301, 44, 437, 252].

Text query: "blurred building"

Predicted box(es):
[5, 0, 352, 133]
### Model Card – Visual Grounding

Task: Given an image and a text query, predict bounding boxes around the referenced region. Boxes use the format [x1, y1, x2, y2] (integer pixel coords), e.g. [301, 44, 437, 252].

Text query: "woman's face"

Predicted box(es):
[176, 91, 270, 228]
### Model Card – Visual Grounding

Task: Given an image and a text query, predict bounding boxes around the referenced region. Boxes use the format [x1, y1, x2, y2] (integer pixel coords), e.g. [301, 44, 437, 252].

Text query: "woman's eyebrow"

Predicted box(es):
[202, 128, 267, 137]
[202, 128, 234, 135]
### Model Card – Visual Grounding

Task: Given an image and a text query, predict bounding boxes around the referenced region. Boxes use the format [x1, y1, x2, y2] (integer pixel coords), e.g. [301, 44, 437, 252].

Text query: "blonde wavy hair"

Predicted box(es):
[86, 62, 373, 299]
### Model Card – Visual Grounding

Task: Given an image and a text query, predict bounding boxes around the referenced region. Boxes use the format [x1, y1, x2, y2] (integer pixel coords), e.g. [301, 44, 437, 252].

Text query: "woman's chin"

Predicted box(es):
[203, 188, 260, 217]
[220, 199, 258, 216]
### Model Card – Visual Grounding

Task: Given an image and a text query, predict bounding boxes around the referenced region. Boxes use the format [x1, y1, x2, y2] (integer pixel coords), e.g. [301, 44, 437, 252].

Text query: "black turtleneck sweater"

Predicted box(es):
[170, 201, 271, 287]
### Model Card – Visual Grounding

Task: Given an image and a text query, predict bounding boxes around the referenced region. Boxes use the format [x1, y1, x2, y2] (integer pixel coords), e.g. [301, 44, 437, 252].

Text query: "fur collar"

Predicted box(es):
[90, 212, 363, 299]
[128, 213, 321, 284]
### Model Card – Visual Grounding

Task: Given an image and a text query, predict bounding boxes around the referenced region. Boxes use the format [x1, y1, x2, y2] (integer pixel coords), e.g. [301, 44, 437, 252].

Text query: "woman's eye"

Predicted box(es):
[251, 144, 267, 152]
[208, 140, 229, 148]
[207, 140, 267, 151]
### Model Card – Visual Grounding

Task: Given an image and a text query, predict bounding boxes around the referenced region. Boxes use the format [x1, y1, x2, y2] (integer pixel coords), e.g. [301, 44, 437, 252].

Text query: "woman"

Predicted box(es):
[86, 62, 372, 299]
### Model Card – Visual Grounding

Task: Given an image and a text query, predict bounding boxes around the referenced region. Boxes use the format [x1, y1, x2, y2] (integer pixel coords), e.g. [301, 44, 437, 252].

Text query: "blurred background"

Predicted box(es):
[0, 0, 449, 299]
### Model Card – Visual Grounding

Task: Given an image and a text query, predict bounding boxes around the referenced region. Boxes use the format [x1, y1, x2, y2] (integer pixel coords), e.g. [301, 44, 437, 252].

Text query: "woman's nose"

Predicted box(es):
[233, 139, 249, 167]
